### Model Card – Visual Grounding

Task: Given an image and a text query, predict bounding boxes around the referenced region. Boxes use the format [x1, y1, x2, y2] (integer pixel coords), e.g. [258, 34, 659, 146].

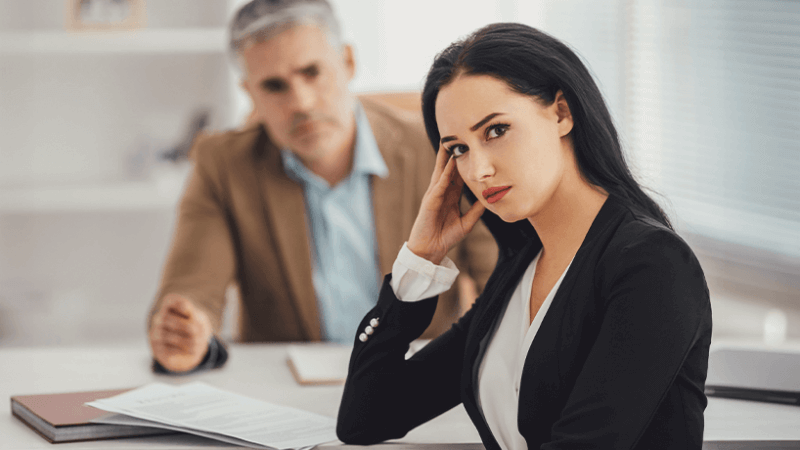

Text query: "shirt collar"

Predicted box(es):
[281, 102, 389, 188]
[351, 102, 389, 179]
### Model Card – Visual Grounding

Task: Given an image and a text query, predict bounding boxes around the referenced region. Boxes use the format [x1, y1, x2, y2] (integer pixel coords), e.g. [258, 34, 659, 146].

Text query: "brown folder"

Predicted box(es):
[11, 388, 172, 443]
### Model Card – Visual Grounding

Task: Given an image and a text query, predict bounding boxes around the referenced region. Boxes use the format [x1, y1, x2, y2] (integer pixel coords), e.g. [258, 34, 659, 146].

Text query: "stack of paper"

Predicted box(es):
[86, 382, 337, 450]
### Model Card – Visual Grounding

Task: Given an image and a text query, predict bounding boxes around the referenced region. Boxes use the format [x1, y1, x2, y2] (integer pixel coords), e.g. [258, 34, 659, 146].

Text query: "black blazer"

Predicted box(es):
[337, 196, 712, 449]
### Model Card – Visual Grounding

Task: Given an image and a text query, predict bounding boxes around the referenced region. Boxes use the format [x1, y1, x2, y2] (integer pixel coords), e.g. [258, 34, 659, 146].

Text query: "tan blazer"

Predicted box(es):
[149, 97, 498, 342]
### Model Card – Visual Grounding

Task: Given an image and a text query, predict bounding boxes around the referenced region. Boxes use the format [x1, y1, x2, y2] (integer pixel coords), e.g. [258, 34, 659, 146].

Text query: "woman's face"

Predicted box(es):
[435, 74, 574, 223]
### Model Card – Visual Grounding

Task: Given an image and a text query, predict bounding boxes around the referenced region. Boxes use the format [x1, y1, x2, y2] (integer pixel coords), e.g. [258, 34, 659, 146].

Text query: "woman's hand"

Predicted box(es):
[407, 147, 486, 265]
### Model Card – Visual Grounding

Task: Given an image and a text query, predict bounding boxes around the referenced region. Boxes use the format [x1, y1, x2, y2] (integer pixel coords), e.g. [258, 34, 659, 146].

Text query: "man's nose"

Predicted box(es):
[289, 82, 316, 113]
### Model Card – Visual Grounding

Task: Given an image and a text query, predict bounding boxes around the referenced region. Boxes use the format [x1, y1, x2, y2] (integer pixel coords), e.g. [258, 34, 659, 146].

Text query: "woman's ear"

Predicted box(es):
[554, 90, 574, 137]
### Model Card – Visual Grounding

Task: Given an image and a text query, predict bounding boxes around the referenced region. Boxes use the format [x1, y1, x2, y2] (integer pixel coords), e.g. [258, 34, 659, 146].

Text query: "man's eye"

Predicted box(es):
[447, 144, 468, 158]
[486, 123, 509, 139]
[262, 79, 288, 93]
[301, 65, 320, 78]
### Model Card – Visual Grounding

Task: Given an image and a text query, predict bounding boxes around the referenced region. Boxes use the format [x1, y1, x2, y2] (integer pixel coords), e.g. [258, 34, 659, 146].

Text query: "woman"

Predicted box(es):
[337, 23, 711, 450]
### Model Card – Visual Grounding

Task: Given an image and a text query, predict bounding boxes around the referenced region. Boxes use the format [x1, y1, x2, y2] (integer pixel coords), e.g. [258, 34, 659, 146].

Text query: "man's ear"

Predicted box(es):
[342, 44, 356, 81]
[554, 90, 574, 137]
[240, 78, 254, 99]
[239, 79, 262, 127]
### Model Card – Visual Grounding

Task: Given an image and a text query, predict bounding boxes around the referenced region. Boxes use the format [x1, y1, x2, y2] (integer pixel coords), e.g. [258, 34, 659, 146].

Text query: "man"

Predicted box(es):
[147, 0, 497, 373]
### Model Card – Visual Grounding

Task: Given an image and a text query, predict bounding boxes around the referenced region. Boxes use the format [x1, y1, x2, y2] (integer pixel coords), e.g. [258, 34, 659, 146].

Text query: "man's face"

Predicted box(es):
[241, 24, 356, 164]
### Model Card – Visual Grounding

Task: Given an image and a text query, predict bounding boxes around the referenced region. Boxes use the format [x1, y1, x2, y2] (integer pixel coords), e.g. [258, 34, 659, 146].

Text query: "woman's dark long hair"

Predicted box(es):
[422, 23, 671, 255]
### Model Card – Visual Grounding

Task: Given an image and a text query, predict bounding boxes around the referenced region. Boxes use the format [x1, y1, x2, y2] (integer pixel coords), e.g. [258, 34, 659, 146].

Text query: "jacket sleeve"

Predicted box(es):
[337, 275, 475, 445]
[147, 136, 237, 345]
[543, 226, 711, 449]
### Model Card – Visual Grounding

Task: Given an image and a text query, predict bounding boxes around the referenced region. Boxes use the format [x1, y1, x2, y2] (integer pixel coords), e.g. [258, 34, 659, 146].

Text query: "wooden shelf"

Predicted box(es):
[0, 166, 190, 213]
[0, 28, 227, 54]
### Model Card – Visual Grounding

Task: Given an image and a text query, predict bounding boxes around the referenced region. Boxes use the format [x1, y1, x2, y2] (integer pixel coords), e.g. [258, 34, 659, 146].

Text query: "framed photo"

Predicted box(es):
[66, 0, 146, 31]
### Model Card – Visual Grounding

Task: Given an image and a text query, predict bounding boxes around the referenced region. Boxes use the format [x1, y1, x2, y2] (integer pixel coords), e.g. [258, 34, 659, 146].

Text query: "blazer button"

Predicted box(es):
[370, 318, 380, 328]
[359, 333, 368, 342]
[365, 325, 374, 335]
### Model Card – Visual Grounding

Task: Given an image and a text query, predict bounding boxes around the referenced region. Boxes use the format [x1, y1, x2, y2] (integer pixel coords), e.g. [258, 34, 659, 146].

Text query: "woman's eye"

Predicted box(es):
[447, 144, 468, 158]
[486, 124, 509, 140]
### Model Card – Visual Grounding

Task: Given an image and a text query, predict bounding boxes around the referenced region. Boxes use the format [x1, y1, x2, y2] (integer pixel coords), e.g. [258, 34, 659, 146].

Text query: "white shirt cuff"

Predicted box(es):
[390, 242, 460, 302]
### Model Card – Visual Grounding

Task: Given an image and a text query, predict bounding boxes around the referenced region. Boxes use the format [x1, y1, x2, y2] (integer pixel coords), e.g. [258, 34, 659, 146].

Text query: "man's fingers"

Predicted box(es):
[150, 297, 211, 373]
[152, 342, 205, 373]
[160, 314, 195, 338]
[159, 331, 194, 352]
[161, 293, 193, 318]
[152, 322, 205, 354]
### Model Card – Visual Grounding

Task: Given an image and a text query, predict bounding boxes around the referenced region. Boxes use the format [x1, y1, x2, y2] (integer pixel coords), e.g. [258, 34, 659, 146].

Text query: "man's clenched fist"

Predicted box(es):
[149, 294, 213, 373]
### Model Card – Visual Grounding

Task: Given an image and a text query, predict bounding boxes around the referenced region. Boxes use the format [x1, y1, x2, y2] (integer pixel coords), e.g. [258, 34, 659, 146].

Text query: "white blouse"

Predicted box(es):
[391, 243, 572, 450]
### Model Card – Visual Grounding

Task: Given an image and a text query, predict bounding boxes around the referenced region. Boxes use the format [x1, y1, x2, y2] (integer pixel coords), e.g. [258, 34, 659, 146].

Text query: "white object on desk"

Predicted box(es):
[287, 344, 352, 385]
[286, 340, 432, 386]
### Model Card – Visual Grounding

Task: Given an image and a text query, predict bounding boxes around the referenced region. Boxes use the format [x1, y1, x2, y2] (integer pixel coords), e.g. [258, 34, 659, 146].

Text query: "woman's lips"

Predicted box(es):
[482, 186, 511, 204]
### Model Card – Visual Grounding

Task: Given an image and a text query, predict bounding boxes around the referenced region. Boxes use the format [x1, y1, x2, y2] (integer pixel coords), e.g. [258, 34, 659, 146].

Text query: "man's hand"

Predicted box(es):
[149, 294, 213, 373]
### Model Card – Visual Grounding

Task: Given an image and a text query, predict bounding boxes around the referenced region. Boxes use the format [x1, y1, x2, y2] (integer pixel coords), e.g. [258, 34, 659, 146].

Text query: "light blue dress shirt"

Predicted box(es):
[281, 105, 389, 343]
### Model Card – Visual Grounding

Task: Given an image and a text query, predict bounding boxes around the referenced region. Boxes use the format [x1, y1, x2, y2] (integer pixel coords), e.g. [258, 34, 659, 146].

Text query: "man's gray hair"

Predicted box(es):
[229, 0, 343, 54]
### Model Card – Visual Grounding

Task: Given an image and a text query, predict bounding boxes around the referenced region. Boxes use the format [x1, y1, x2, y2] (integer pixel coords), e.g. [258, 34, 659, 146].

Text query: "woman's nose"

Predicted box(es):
[469, 148, 495, 182]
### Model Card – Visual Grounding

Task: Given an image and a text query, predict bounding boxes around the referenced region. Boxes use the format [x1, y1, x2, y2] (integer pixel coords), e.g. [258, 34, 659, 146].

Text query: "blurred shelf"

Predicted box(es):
[0, 167, 190, 214]
[0, 28, 227, 54]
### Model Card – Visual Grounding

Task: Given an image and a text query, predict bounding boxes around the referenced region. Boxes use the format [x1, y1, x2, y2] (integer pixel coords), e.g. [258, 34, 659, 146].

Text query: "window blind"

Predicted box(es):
[542, 0, 799, 263]
[626, 0, 800, 260]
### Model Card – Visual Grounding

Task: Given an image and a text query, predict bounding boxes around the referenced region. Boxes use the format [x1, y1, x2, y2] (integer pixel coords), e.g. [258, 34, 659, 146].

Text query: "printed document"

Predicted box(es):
[86, 382, 336, 449]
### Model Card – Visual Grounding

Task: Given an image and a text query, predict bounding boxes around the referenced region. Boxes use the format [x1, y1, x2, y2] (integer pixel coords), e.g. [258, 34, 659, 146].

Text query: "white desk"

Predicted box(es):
[2, 343, 800, 449]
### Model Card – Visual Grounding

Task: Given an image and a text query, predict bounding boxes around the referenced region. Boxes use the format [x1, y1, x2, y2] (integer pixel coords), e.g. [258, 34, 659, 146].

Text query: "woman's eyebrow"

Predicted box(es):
[440, 112, 507, 144]
[470, 112, 504, 131]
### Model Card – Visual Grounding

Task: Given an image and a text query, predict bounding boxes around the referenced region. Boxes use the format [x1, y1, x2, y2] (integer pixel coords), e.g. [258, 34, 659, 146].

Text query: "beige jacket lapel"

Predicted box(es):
[256, 132, 322, 341]
[365, 105, 414, 277]
[253, 102, 415, 341]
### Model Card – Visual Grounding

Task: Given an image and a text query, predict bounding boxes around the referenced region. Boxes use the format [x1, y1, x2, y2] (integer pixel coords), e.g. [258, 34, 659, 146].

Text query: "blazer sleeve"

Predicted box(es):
[337, 275, 474, 445]
[542, 225, 711, 449]
[147, 136, 237, 336]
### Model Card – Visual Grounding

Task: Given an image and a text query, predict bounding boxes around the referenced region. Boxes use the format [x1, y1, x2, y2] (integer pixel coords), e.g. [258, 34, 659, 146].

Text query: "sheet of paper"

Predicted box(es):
[93, 413, 271, 448]
[286, 344, 352, 385]
[87, 382, 337, 450]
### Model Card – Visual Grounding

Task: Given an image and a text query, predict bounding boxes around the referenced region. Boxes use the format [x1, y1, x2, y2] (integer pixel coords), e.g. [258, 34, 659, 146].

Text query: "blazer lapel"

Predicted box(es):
[255, 129, 321, 341]
[459, 237, 541, 444]
[363, 105, 410, 277]
[465, 237, 542, 376]
[515, 196, 627, 412]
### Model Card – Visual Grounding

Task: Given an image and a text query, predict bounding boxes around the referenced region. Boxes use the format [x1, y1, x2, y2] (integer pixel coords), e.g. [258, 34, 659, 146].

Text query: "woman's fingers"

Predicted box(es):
[430, 153, 459, 198]
[448, 165, 466, 196]
[429, 147, 451, 187]
[460, 200, 486, 234]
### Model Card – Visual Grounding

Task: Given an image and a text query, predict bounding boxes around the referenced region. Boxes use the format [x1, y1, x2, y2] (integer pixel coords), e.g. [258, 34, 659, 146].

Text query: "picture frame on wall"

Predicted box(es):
[65, 0, 146, 31]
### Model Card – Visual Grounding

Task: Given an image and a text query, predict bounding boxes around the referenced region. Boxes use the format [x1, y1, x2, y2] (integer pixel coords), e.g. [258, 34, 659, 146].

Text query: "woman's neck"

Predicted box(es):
[528, 169, 608, 264]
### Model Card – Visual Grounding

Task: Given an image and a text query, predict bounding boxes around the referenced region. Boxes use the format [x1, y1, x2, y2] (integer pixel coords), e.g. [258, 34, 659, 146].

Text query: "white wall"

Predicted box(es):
[0, 0, 232, 345]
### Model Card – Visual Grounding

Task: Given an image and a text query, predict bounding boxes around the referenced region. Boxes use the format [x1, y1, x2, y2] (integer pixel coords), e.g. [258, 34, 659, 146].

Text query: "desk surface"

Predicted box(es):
[2, 342, 800, 449]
